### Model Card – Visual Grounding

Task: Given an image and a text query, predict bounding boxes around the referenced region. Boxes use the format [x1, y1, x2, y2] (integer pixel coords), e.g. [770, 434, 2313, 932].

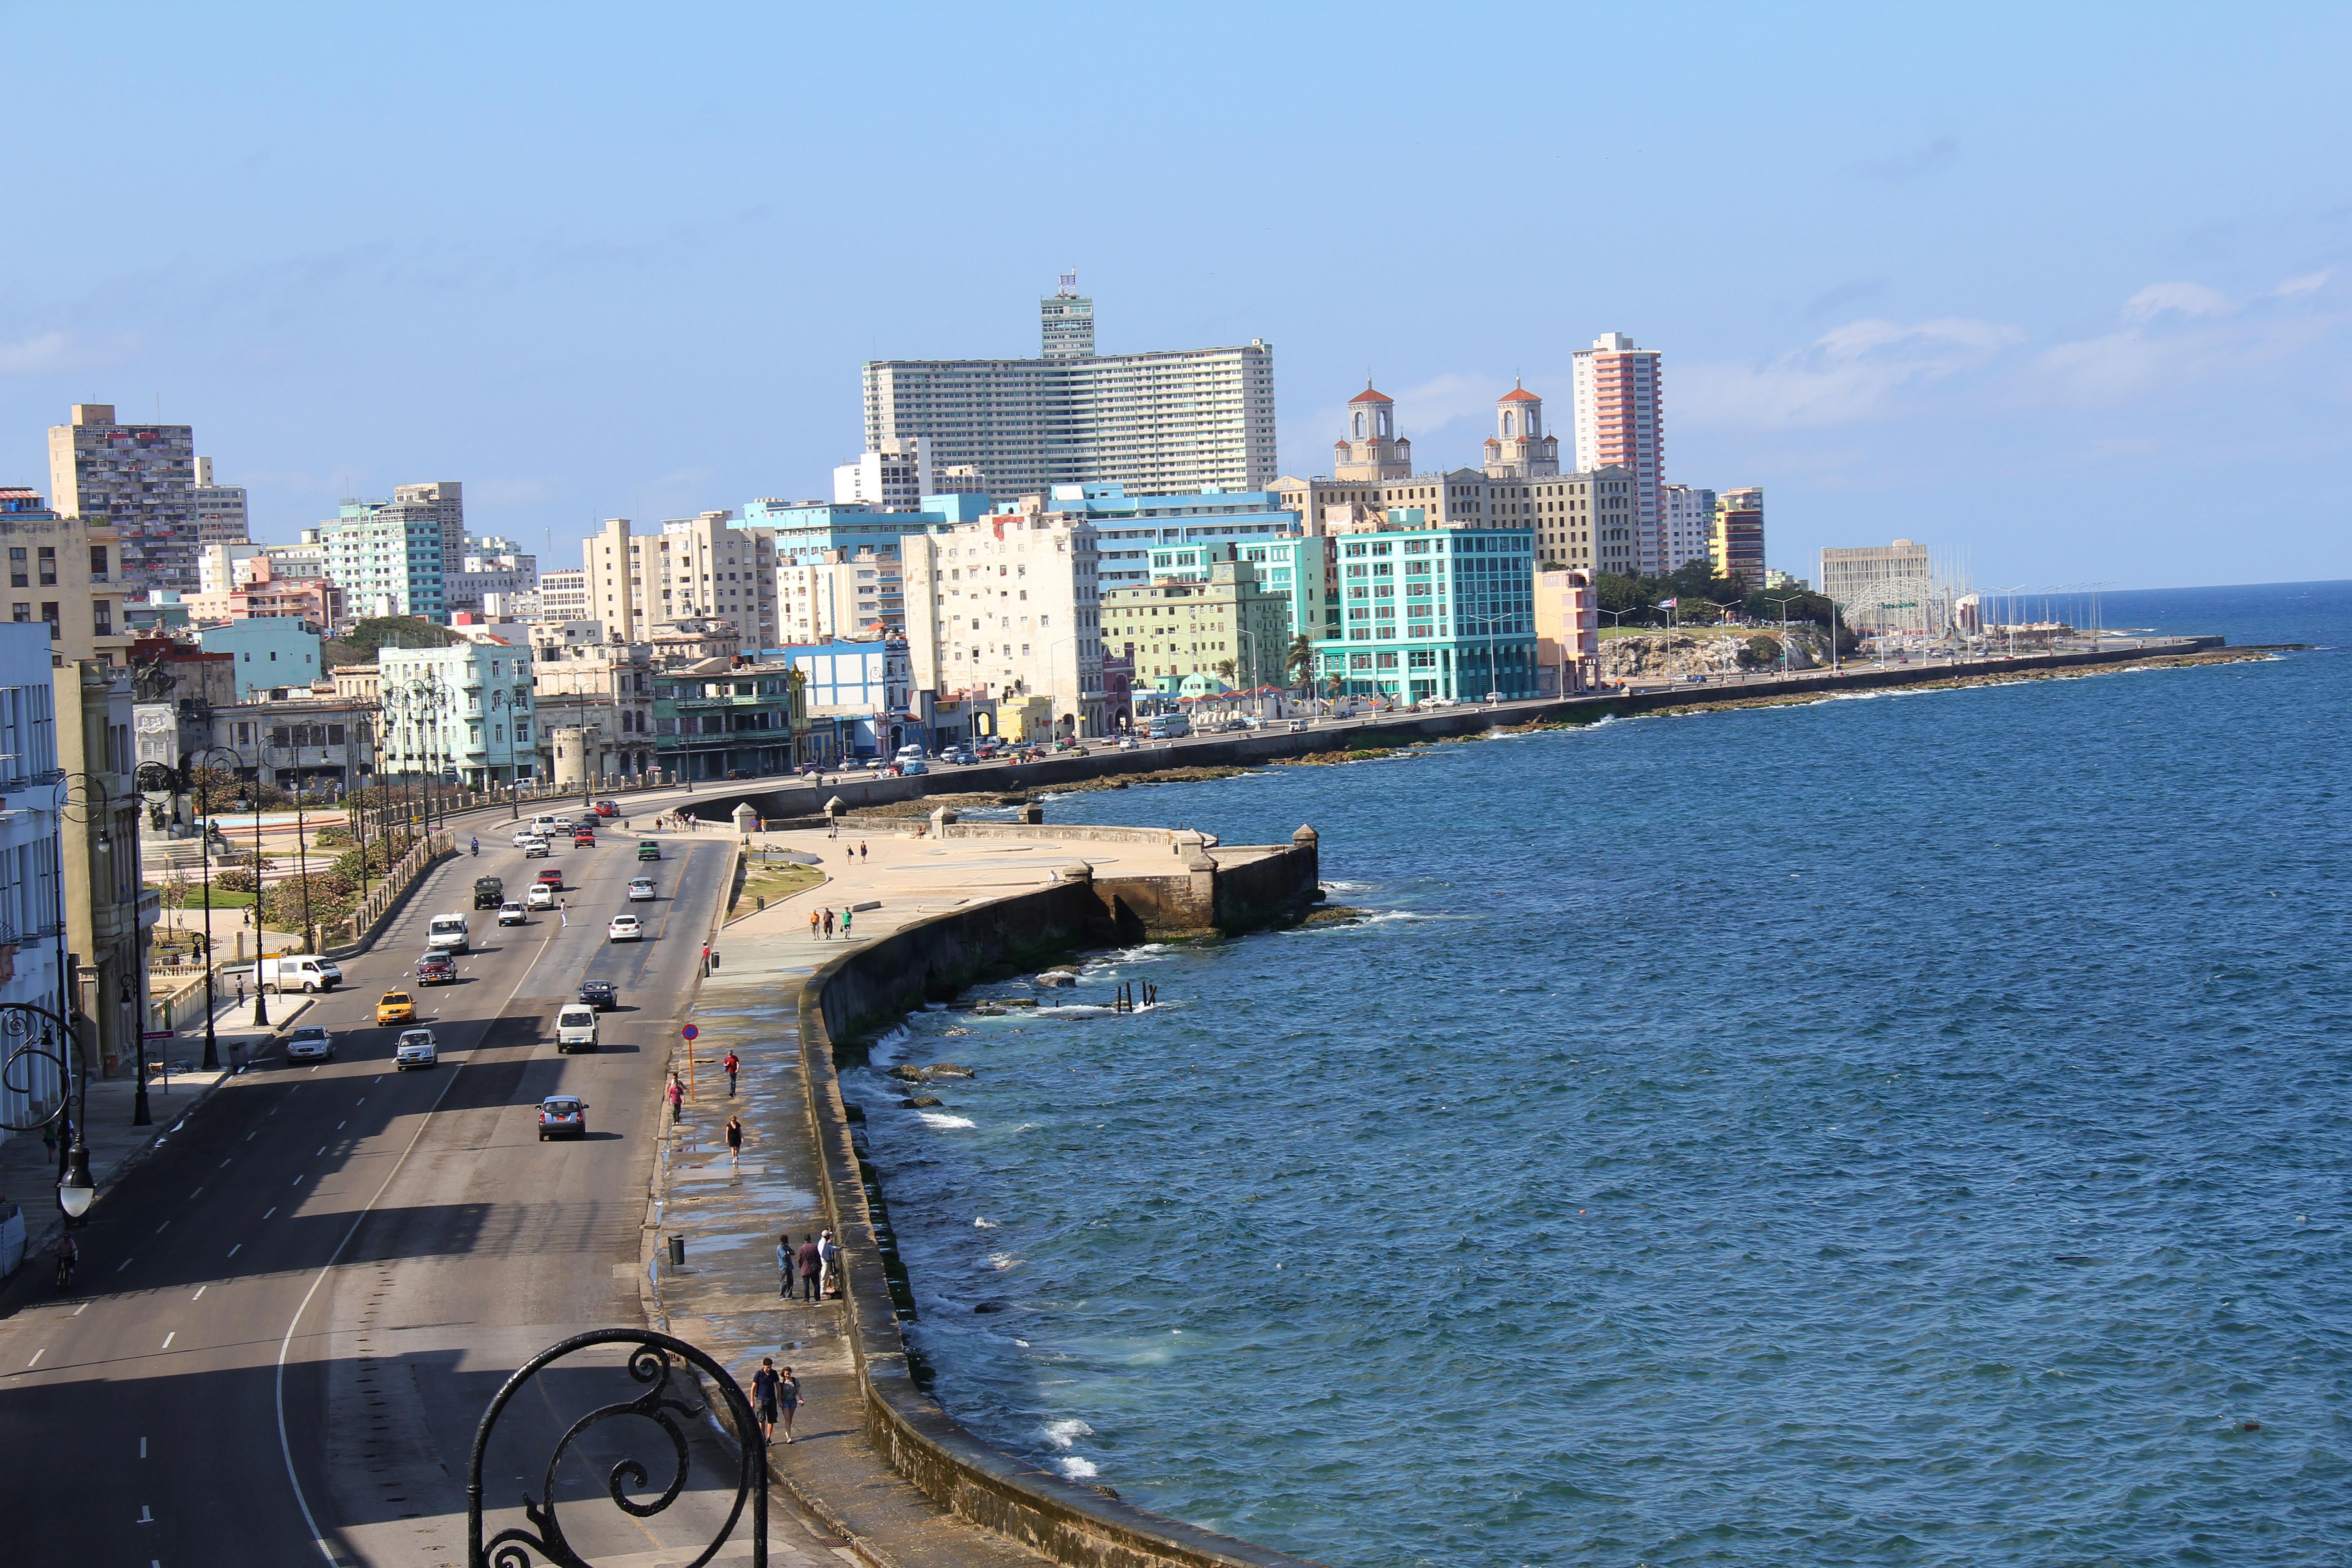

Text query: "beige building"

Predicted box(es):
[531, 634, 656, 778]
[1533, 568, 1602, 695]
[1102, 557, 1288, 694]
[55, 660, 156, 1079]
[0, 487, 132, 666]
[583, 514, 780, 647]
[330, 663, 382, 704]
[902, 504, 1105, 736]
[775, 547, 901, 642]
[1820, 538, 1933, 635]
[48, 403, 200, 596]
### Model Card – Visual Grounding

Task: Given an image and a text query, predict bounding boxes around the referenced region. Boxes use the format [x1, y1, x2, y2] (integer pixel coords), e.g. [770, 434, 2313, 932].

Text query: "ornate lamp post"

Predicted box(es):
[0, 1001, 97, 1225]
[189, 746, 247, 1070]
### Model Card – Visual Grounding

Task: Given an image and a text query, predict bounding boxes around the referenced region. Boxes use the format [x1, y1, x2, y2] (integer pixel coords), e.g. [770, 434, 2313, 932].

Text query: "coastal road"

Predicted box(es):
[0, 821, 750, 1566]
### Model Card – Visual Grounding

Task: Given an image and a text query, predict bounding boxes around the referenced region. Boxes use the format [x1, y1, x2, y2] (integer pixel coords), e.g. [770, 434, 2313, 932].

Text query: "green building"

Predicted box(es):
[1311, 519, 1539, 704]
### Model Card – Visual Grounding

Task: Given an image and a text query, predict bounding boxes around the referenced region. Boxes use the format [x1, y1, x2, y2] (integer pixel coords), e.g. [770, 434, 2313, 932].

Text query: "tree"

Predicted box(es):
[1214, 657, 1237, 683]
[1286, 633, 1315, 690]
[323, 616, 464, 670]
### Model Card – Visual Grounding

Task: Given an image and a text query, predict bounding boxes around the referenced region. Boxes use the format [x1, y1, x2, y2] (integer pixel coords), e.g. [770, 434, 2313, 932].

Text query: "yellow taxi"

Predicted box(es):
[376, 990, 417, 1026]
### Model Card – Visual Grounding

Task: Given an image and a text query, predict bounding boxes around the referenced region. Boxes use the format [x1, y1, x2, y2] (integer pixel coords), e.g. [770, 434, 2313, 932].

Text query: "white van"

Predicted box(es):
[554, 1004, 599, 1054]
[425, 914, 471, 954]
[259, 955, 343, 994]
[531, 813, 565, 834]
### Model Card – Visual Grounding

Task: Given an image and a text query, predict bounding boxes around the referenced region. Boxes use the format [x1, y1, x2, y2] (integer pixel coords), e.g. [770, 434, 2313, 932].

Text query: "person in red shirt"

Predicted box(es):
[723, 1051, 740, 1096]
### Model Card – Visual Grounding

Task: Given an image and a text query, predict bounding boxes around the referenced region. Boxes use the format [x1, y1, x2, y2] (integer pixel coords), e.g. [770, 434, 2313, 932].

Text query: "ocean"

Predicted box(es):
[849, 580, 2352, 1566]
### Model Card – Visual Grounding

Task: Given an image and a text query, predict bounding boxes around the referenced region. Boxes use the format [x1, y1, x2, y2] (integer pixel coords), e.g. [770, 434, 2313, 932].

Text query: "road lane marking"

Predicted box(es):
[314, 1147, 323, 1156]
[335, 1121, 344, 1130]
[25, 1349, 42, 1367]
[117, 1258, 132, 1272]
[161, 1332, 175, 1350]
[192, 1286, 206, 1301]
[261, 1207, 275, 1219]
[190, 1187, 201, 1200]
[140, 1435, 146, 1457]
[226, 1244, 240, 1258]
[156, 1221, 169, 1233]
[71, 1302, 87, 1316]
[277, 887, 574, 1568]
[220, 1158, 232, 1167]
[139, 1504, 152, 1524]
[290, 1174, 302, 1185]
[246, 1131, 258, 1141]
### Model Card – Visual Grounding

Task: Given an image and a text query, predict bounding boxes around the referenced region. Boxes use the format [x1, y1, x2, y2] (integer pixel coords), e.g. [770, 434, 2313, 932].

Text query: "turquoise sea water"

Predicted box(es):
[852, 582, 2352, 1567]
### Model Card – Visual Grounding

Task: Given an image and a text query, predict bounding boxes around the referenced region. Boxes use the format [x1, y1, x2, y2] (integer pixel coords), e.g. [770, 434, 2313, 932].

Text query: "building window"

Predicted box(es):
[6, 549, 22, 588]
[9, 603, 24, 622]
[93, 606, 111, 637]
[89, 545, 108, 581]
[36, 547, 55, 586]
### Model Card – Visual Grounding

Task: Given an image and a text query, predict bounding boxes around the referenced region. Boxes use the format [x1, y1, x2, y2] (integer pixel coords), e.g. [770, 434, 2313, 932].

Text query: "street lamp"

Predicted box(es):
[189, 746, 246, 1071]
[1, 1002, 94, 1222]
[1759, 593, 1804, 679]
[56, 772, 152, 1126]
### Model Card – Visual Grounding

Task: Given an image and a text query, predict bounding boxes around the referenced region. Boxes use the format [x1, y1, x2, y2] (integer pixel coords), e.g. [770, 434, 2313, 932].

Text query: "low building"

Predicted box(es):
[1311, 521, 1540, 705]
[1102, 556, 1288, 699]
[531, 634, 656, 780]
[198, 617, 324, 701]
[651, 657, 806, 780]
[330, 663, 381, 705]
[182, 555, 343, 627]
[773, 638, 920, 760]
[378, 640, 536, 786]
[212, 698, 377, 796]
[126, 637, 236, 787]
[1533, 569, 1601, 695]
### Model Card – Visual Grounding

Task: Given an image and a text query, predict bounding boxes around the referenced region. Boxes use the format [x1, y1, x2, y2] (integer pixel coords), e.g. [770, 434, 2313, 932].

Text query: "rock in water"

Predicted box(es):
[1036, 970, 1078, 988]
[902, 1095, 944, 1109]
[930, 1063, 975, 1078]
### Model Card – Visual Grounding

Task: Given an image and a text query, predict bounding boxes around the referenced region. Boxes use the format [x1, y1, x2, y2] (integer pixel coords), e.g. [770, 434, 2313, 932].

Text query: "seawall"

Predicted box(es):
[788, 841, 1333, 1568]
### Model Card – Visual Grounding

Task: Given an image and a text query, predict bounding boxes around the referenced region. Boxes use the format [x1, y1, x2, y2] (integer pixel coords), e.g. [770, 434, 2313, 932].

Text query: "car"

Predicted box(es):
[521, 836, 550, 858]
[536, 867, 564, 890]
[578, 979, 618, 1011]
[537, 1095, 588, 1140]
[425, 913, 470, 954]
[572, 829, 596, 847]
[974, 741, 1004, 759]
[284, 1024, 333, 1061]
[895, 757, 929, 776]
[1416, 696, 1456, 710]
[1484, 690, 1504, 703]
[626, 876, 656, 902]
[473, 875, 505, 909]
[942, 748, 977, 766]
[497, 900, 529, 926]
[593, 799, 619, 818]
[394, 1028, 438, 1069]
[607, 914, 643, 942]
[416, 953, 458, 985]
[375, 991, 416, 1026]
[555, 1004, 600, 1053]
[637, 841, 661, 861]
[526, 883, 557, 910]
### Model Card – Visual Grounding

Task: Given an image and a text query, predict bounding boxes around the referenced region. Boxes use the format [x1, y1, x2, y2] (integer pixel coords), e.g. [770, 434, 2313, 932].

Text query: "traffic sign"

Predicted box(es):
[681, 1024, 699, 1041]
[141, 1030, 175, 1040]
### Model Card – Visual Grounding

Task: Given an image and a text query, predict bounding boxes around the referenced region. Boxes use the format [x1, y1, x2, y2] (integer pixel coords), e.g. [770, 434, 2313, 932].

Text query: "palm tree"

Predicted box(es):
[1286, 633, 1315, 691]
[1214, 657, 1237, 684]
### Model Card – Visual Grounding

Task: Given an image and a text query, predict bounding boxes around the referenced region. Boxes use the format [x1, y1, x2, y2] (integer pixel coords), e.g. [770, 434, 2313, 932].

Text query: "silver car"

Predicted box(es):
[284, 1024, 333, 1061]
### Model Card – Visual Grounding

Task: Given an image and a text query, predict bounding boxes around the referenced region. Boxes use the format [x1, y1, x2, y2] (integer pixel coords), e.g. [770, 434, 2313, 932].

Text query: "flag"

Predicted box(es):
[1658, 597, 1678, 608]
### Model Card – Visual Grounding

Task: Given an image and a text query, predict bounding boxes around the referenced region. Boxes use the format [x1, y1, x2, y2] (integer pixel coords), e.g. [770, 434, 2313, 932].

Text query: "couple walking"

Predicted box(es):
[750, 1357, 800, 1443]
[779, 1230, 840, 1301]
[808, 906, 854, 941]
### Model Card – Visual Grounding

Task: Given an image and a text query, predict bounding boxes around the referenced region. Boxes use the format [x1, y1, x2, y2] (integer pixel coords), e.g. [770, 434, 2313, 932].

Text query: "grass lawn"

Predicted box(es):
[152, 886, 258, 908]
[736, 860, 825, 913]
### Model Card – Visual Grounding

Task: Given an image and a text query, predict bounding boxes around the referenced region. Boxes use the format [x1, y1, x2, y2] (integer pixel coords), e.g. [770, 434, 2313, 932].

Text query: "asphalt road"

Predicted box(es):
[0, 814, 756, 1567]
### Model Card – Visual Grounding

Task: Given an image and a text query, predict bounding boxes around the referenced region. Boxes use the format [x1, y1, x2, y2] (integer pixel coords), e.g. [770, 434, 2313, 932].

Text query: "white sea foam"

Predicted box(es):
[1043, 1418, 1095, 1449]
[973, 1216, 999, 1229]
[918, 1112, 976, 1129]
[1057, 1456, 1099, 1479]
[1034, 1004, 1121, 1017]
[987, 1251, 1021, 1270]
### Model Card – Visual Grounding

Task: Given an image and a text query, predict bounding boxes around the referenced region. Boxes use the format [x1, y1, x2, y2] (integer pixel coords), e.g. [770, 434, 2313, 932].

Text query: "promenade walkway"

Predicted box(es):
[656, 826, 1216, 1568]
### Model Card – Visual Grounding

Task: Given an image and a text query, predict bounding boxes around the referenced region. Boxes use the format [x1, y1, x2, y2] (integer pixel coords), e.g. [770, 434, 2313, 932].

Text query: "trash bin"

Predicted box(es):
[667, 1234, 685, 1267]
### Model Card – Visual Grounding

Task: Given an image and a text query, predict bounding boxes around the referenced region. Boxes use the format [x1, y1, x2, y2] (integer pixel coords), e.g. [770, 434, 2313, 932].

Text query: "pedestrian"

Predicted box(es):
[724, 1050, 740, 1095]
[776, 1233, 793, 1297]
[751, 1357, 781, 1443]
[858, 841, 868, 862]
[840, 908, 852, 939]
[559, 901, 569, 928]
[725, 1114, 744, 1166]
[808, 910, 820, 939]
[701, 942, 710, 970]
[666, 1072, 684, 1125]
[53, 1230, 77, 1290]
[823, 909, 835, 939]
[817, 1229, 839, 1298]
[796, 1234, 821, 1301]
[776, 1363, 802, 1443]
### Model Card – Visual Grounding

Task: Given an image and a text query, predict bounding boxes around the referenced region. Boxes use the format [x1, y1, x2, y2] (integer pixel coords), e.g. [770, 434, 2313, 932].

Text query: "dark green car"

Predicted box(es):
[472, 875, 505, 908]
[636, 840, 661, 861]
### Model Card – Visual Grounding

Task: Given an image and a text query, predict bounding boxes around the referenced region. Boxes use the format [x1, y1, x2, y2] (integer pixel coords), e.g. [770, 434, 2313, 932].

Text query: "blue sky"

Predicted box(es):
[3, 2, 2347, 589]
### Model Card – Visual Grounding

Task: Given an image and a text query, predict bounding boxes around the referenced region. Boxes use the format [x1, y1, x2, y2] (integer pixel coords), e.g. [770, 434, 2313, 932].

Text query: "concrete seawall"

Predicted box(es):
[788, 842, 1333, 1568]
[680, 637, 2229, 823]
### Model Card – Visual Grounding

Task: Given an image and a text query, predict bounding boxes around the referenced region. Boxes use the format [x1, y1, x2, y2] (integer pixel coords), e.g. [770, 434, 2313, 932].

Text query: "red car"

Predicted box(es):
[572, 829, 596, 847]
[416, 954, 457, 985]
[536, 867, 564, 891]
[592, 799, 619, 818]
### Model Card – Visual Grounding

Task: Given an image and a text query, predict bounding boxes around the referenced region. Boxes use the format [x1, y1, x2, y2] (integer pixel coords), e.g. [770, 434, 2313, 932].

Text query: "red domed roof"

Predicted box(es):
[1499, 387, 1542, 402]
[1348, 386, 1392, 404]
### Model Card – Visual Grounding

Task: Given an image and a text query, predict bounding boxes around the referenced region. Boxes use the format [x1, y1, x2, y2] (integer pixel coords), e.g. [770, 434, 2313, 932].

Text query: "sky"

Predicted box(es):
[3, 1, 2348, 591]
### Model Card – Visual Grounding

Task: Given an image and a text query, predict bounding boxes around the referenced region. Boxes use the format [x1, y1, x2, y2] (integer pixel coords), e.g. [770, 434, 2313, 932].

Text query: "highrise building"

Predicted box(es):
[1040, 274, 1094, 359]
[1658, 483, 1717, 575]
[191, 456, 250, 543]
[863, 287, 1277, 499]
[47, 404, 199, 595]
[583, 512, 780, 647]
[391, 482, 466, 571]
[1570, 334, 1665, 574]
[832, 437, 936, 509]
[318, 501, 447, 621]
[900, 502, 1105, 736]
[1710, 488, 1765, 591]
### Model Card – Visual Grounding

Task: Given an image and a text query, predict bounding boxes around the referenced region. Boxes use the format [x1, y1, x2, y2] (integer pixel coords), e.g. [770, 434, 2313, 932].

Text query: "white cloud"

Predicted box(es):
[1677, 316, 2023, 431]
[2121, 281, 2237, 323]
[2273, 268, 2334, 298]
[0, 331, 73, 375]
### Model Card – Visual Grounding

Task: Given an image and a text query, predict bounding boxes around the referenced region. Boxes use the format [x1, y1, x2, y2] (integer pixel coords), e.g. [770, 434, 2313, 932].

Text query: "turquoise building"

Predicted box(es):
[198, 617, 323, 699]
[1041, 484, 1302, 588]
[737, 495, 991, 564]
[1312, 520, 1540, 703]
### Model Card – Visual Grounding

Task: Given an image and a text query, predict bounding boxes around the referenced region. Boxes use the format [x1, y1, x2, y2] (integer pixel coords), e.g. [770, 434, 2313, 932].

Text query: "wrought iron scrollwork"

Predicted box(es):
[467, 1328, 766, 1568]
[0, 1000, 74, 1134]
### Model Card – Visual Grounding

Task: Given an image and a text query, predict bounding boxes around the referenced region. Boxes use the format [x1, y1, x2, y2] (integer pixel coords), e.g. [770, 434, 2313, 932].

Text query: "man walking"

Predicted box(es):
[776, 1233, 793, 1298]
[822, 909, 835, 940]
[840, 908, 853, 939]
[796, 1234, 820, 1301]
[817, 1229, 839, 1298]
[808, 910, 820, 940]
[723, 1050, 740, 1095]
[751, 1357, 782, 1443]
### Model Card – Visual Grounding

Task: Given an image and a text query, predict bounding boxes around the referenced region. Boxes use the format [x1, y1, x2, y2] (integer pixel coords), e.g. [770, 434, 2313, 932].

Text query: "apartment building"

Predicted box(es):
[901, 504, 1106, 737]
[1102, 557, 1289, 698]
[191, 456, 250, 544]
[1311, 520, 1540, 705]
[1710, 488, 1766, 592]
[1659, 484, 1718, 575]
[0, 623, 66, 1142]
[1040, 276, 1094, 359]
[47, 403, 199, 596]
[864, 289, 1277, 499]
[1570, 334, 1665, 574]
[1534, 568, 1602, 695]
[832, 436, 934, 508]
[378, 641, 536, 785]
[0, 488, 131, 664]
[54, 658, 155, 1079]
[318, 502, 447, 620]
[183, 555, 343, 627]
[531, 634, 657, 779]
[583, 513, 780, 647]
[775, 548, 900, 642]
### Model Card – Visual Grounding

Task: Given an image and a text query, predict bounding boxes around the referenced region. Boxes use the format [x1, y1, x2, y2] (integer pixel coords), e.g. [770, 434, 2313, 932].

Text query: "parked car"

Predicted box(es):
[537, 1095, 588, 1141]
[497, 900, 529, 926]
[626, 876, 656, 902]
[416, 953, 458, 985]
[259, 955, 343, 994]
[284, 1024, 333, 1062]
[393, 1028, 438, 1069]
[555, 1004, 599, 1053]
[526, 883, 557, 910]
[578, 979, 618, 1011]
[593, 799, 619, 817]
[376, 991, 416, 1026]
[636, 841, 661, 861]
[607, 914, 644, 942]
[473, 875, 505, 909]
[536, 867, 564, 891]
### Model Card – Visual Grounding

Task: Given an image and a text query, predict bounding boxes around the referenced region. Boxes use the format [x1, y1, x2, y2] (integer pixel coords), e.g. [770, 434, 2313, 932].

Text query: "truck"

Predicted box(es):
[472, 875, 505, 909]
[259, 955, 343, 994]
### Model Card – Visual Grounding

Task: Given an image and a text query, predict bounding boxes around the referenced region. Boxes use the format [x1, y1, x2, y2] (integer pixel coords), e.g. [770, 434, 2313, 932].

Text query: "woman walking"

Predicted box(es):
[776, 1364, 803, 1443]
[666, 1072, 685, 1126]
[725, 1114, 744, 1167]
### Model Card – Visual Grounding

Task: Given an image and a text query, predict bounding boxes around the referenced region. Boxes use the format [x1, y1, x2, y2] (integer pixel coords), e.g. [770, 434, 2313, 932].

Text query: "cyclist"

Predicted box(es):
[54, 1231, 77, 1290]
[469, 836, 480, 857]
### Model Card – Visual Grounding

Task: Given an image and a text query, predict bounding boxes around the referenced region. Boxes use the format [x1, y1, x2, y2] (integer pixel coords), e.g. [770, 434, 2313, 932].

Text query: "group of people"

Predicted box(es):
[808, 906, 857, 941]
[655, 813, 704, 832]
[780, 1229, 840, 1302]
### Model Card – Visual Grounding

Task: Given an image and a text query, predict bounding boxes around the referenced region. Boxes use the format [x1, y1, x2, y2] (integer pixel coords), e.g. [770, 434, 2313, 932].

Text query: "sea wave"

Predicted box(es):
[917, 1111, 976, 1129]
[1043, 1418, 1095, 1449]
[1056, 1456, 1099, 1479]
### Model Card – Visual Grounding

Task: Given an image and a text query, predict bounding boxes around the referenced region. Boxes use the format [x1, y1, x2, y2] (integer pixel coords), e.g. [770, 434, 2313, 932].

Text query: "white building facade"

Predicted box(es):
[584, 514, 781, 647]
[832, 436, 935, 509]
[0, 624, 64, 1147]
[1659, 483, 1717, 575]
[902, 506, 1106, 736]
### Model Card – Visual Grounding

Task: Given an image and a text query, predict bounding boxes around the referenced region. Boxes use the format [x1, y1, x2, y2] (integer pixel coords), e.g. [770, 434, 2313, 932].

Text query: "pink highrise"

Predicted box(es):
[1571, 334, 1664, 575]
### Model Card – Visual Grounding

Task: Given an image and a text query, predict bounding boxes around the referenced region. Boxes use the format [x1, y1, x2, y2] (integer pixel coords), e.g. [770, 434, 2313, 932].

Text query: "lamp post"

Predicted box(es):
[57, 773, 149, 1124]
[0, 1002, 97, 1225]
[237, 726, 270, 1028]
[189, 746, 245, 1071]
[1759, 593, 1804, 679]
[281, 728, 317, 955]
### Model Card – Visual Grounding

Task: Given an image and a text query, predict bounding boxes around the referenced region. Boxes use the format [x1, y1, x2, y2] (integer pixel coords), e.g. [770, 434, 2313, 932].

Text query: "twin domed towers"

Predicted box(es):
[1333, 380, 1559, 482]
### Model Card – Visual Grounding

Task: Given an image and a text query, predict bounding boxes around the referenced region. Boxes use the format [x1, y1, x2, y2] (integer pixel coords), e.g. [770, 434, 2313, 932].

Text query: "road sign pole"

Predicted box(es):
[681, 1022, 699, 1102]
